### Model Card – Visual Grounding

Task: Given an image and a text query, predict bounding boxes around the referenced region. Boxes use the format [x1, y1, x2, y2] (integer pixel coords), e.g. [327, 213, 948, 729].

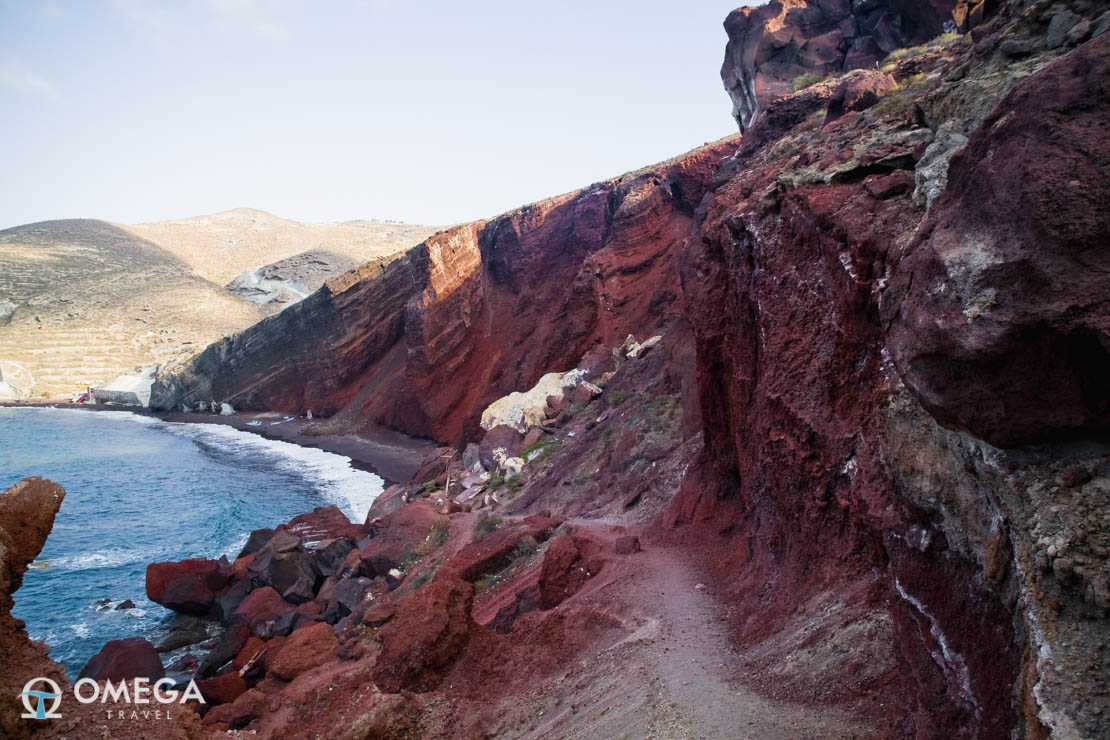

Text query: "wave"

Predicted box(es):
[11, 406, 384, 523]
[164, 422, 383, 523]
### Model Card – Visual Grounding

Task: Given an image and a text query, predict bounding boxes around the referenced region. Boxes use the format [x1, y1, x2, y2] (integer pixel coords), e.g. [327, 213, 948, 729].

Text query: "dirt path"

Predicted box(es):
[498, 520, 878, 739]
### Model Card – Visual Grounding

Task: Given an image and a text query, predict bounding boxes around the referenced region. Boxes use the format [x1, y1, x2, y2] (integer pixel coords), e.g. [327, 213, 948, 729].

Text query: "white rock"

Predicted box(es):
[220, 402, 235, 416]
[500, 457, 525, 478]
[480, 368, 589, 433]
[628, 335, 662, 358]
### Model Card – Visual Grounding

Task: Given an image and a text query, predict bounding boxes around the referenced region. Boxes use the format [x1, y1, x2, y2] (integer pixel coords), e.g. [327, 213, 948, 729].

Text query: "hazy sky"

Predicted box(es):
[0, 1, 745, 229]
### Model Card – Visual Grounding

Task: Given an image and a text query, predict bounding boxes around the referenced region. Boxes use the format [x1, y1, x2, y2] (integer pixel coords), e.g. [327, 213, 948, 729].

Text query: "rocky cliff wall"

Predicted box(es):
[678, 9, 1110, 737]
[721, 0, 969, 130]
[151, 137, 740, 445]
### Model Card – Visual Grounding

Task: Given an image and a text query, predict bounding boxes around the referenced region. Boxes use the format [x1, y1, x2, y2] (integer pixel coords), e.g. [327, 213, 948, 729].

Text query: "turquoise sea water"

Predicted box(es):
[0, 406, 383, 677]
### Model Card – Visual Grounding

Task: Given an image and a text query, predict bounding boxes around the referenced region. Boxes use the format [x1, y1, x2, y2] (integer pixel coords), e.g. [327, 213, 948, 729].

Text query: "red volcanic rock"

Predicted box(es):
[614, 535, 641, 555]
[231, 586, 294, 638]
[232, 636, 266, 670]
[203, 688, 267, 730]
[280, 506, 366, 544]
[886, 33, 1110, 447]
[824, 69, 898, 123]
[721, 0, 962, 130]
[195, 671, 248, 706]
[146, 558, 230, 616]
[409, 446, 457, 486]
[269, 621, 337, 680]
[359, 500, 441, 570]
[247, 530, 320, 604]
[478, 425, 522, 471]
[371, 575, 475, 693]
[78, 637, 165, 682]
[539, 536, 604, 610]
[150, 136, 741, 447]
[366, 484, 408, 522]
[445, 515, 562, 583]
[0, 478, 68, 739]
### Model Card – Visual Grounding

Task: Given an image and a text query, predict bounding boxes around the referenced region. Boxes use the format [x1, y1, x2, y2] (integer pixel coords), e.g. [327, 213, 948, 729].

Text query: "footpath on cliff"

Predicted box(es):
[502, 519, 879, 740]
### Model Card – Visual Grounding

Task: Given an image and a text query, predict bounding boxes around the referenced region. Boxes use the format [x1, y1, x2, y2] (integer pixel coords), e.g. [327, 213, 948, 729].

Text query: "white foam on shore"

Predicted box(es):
[166, 422, 384, 523]
[10, 406, 384, 524]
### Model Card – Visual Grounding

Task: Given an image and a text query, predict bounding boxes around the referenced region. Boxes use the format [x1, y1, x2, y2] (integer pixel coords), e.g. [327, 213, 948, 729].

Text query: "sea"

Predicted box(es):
[0, 405, 384, 678]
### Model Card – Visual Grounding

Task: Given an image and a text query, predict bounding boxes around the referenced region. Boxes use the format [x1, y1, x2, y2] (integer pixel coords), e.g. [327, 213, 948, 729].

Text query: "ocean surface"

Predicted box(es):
[0, 406, 383, 677]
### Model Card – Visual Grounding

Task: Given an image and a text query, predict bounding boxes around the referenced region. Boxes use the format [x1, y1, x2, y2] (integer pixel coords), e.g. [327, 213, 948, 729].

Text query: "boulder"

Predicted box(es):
[237, 528, 274, 558]
[335, 578, 374, 618]
[78, 637, 165, 682]
[500, 457, 525, 478]
[539, 536, 605, 609]
[312, 537, 356, 577]
[824, 70, 898, 123]
[479, 424, 522, 471]
[247, 531, 320, 604]
[281, 506, 365, 544]
[214, 577, 252, 621]
[145, 558, 229, 616]
[155, 615, 209, 653]
[371, 576, 475, 692]
[269, 621, 337, 680]
[196, 671, 248, 706]
[461, 443, 482, 470]
[202, 688, 267, 730]
[231, 586, 295, 639]
[198, 622, 249, 678]
[480, 369, 589, 433]
[367, 484, 408, 521]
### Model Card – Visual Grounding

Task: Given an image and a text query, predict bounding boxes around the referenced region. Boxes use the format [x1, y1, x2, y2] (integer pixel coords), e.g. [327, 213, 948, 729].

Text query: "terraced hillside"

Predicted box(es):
[0, 212, 437, 400]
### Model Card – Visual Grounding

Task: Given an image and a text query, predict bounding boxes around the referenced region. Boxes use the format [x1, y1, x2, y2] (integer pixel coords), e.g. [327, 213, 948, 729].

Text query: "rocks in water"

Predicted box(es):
[78, 637, 165, 682]
[155, 615, 210, 653]
[114, 599, 136, 610]
[237, 528, 274, 558]
[146, 557, 230, 616]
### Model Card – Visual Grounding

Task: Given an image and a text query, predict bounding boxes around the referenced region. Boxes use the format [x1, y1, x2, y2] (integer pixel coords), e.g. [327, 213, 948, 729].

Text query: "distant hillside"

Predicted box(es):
[124, 208, 438, 285]
[0, 211, 438, 399]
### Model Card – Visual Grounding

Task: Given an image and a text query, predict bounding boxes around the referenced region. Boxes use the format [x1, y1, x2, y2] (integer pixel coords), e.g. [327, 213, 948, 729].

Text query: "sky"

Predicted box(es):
[0, 1, 746, 229]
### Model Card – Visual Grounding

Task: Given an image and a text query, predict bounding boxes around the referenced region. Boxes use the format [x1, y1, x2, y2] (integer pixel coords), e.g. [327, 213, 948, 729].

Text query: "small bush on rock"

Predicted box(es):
[473, 513, 503, 539]
[793, 72, 823, 90]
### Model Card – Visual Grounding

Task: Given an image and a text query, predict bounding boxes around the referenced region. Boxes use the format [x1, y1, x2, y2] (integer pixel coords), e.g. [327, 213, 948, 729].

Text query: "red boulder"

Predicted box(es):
[145, 558, 229, 616]
[78, 637, 165, 682]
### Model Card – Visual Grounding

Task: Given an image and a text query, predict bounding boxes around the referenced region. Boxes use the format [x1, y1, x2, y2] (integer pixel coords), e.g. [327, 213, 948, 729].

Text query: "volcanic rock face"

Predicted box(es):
[721, 0, 963, 130]
[886, 33, 1110, 447]
[679, 19, 1110, 739]
[151, 137, 740, 445]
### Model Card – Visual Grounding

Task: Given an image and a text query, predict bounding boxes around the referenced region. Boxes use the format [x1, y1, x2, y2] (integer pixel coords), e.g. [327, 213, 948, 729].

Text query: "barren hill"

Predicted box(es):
[0, 211, 437, 399]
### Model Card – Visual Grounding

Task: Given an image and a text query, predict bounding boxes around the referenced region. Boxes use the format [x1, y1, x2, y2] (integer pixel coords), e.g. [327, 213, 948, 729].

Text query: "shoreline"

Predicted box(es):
[1, 401, 436, 488]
